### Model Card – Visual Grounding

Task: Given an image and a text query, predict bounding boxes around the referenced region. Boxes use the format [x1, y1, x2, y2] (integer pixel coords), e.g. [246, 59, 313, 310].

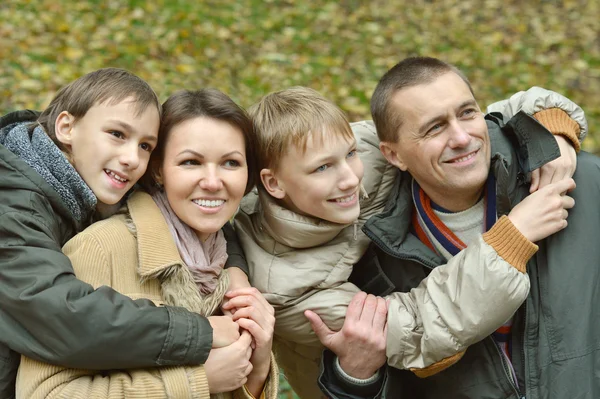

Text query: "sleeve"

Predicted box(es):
[223, 221, 250, 275]
[486, 86, 587, 149]
[234, 353, 280, 399]
[14, 226, 211, 399]
[0, 208, 211, 370]
[318, 350, 387, 399]
[17, 356, 210, 399]
[385, 216, 535, 373]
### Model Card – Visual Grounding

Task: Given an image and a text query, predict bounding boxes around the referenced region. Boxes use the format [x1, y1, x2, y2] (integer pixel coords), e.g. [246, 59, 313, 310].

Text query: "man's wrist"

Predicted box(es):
[336, 355, 381, 382]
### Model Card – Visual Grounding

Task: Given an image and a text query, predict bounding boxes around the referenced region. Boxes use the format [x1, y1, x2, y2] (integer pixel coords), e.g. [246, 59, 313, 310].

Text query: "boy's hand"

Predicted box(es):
[222, 267, 251, 316]
[509, 177, 576, 242]
[530, 135, 577, 192]
[305, 291, 388, 379]
[208, 315, 240, 348]
[205, 331, 253, 393]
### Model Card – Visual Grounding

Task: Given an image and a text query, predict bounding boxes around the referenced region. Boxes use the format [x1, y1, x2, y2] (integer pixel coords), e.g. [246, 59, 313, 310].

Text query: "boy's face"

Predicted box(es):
[264, 130, 363, 225]
[56, 97, 160, 207]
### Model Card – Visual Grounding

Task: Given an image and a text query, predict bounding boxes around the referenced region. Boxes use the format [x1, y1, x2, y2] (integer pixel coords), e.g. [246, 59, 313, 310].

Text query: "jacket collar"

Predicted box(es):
[245, 188, 349, 249]
[364, 111, 559, 267]
[127, 191, 183, 277]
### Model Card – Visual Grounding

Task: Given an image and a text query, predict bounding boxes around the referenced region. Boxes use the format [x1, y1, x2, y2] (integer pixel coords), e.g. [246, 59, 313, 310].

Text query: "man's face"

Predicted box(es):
[382, 71, 490, 211]
[266, 130, 364, 225]
[60, 98, 160, 208]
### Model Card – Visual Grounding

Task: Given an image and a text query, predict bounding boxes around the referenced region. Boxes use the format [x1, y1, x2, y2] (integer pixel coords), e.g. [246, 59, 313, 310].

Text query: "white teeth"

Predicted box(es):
[193, 199, 225, 208]
[335, 193, 356, 203]
[452, 153, 476, 163]
[105, 169, 127, 182]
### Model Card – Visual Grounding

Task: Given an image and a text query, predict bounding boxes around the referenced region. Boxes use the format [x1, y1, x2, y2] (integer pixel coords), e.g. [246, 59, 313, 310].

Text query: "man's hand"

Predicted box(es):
[204, 331, 253, 393]
[530, 135, 577, 192]
[222, 267, 251, 316]
[509, 177, 576, 242]
[305, 291, 388, 380]
[208, 315, 240, 348]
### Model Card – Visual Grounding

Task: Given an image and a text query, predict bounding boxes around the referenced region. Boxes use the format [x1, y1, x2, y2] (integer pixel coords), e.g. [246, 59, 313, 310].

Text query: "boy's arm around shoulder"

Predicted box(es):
[383, 216, 535, 375]
[16, 227, 211, 398]
[0, 202, 211, 370]
[486, 86, 586, 149]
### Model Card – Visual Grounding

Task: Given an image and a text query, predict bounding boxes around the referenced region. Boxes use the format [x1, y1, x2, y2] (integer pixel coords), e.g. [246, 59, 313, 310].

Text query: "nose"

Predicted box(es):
[448, 120, 472, 148]
[119, 144, 140, 170]
[199, 165, 224, 192]
[337, 161, 360, 192]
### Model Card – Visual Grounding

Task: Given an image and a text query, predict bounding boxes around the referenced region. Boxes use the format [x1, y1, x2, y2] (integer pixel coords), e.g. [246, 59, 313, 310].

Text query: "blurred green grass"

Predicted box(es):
[2, 1, 598, 397]
[1, 0, 598, 149]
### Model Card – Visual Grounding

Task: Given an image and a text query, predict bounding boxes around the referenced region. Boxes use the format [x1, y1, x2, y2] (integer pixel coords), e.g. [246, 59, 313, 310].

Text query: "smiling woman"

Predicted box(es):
[16, 88, 279, 399]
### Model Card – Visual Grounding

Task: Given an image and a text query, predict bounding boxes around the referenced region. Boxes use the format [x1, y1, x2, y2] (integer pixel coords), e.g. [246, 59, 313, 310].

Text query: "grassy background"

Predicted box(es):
[2, 1, 598, 397]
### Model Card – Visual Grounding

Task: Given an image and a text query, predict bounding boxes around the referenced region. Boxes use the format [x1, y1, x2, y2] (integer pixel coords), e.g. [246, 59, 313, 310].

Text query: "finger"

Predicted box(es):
[551, 177, 576, 194]
[360, 294, 378, 326]
[372, 297, 388, 331]
[243, 361, 253, 377]
[231, 306, 267, 327]
[561, 195, 575, 210]
[236, 330, 253, 348]
[236, 317, 270, 345]
[227, 287, 273, 314]
[562, 209, 568, 220]
[537, 165, 555, 190]
[305, 310, 335, 345]
[530, 169, 540, 193]
[346, 291, 368, 322]
[225, 287, 263, 300]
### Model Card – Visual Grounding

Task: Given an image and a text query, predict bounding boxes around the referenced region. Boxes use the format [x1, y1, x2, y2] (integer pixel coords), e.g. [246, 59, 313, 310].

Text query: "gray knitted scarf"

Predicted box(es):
[0, 121, 97, 226]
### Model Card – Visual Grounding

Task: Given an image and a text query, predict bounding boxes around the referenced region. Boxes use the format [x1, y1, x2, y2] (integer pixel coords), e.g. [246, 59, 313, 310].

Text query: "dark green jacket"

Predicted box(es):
[319, 112, 600, 399]
[0, 110, 248, 399]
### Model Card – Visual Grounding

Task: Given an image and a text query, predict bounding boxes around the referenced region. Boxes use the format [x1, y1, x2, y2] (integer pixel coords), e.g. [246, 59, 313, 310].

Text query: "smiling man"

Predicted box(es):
[317, 56, 600, 399]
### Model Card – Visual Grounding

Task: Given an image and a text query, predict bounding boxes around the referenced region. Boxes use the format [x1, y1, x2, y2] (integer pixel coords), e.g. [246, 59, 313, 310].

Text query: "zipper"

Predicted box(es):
[490, 336, 522, 398]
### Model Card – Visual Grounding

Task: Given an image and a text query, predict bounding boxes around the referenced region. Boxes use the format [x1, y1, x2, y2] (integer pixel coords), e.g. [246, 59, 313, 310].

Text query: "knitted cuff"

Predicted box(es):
[533, 108, 581, 152]
[410, 350, 466, 378]
[483, 216, 538, 273]
[334, 356, 382, 385]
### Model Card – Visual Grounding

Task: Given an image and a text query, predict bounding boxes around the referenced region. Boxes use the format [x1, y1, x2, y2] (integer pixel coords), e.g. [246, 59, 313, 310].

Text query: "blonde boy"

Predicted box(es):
[234, 86, 584, 398]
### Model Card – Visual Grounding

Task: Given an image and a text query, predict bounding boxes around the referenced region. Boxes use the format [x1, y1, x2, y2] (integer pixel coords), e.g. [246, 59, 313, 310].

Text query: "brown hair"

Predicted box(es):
[37, 67, 161, 152]
[143, 89, 257, 194]
[371, 56, 474, 142]
[248, 86, 354, 175]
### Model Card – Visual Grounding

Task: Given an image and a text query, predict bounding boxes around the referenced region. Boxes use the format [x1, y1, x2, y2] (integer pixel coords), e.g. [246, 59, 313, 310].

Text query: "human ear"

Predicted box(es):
[260, 168, 286, 199]
[154, 164, 164, 186]
[54, 111, 76, 147]
[380, 141, 408, 171]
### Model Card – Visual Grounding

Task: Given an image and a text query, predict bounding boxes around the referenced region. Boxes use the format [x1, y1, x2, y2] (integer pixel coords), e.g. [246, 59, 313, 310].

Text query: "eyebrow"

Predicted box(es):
[308, 140, 357, 166]
[176, 149, 244, 158]
[108, 119, 157, 143]
[418, 100, 478, 135]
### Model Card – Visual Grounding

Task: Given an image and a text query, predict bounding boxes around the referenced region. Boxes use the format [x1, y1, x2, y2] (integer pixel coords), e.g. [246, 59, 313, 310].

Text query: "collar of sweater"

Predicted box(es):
[126, 191, 183, 278]
[247, 188, 351, 249]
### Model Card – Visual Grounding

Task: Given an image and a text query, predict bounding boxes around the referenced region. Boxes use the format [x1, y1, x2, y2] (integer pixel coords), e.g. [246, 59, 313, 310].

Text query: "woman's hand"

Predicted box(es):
[223, 287, 275, 397]
[222, 267, 251, 316]
[204, 331, 253, 393]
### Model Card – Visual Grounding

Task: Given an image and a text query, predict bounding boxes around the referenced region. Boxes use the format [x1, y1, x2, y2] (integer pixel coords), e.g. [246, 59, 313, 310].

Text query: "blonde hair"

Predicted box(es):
[248, 86, 354, 175]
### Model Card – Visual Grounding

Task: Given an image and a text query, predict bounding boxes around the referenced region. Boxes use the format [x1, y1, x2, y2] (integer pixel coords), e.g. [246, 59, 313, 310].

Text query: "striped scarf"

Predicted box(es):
[411, 175, 515, 363]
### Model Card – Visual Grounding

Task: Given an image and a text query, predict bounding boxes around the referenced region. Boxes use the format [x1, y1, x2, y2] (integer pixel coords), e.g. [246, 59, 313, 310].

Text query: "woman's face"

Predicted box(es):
[160, 116, 248, 241]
